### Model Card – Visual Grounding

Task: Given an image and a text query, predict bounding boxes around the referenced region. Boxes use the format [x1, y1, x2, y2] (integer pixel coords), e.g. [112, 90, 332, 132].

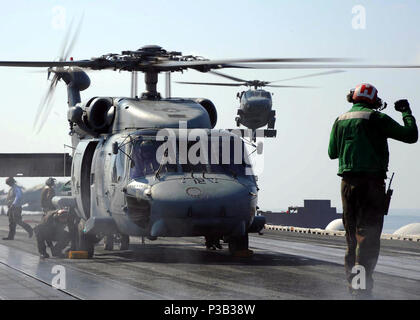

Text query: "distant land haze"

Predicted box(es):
[266, 208, 420, 234]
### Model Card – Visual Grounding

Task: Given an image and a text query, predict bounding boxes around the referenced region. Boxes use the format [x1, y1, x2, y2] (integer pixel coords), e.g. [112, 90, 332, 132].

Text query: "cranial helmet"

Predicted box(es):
[45, 177, 56, 187]
[5, 177, 16, 186]
[56, 208, 69, 220]
[347, 83, 385, 110]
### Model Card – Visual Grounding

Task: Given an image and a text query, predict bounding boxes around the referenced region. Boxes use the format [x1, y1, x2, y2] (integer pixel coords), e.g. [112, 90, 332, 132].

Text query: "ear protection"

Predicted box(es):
[346, 89, 355, 103]
[347, 89, 387, 111]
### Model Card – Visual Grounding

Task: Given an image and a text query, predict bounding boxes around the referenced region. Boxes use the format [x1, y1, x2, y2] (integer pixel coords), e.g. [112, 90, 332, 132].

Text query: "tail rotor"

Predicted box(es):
[33, 16, 83, 134]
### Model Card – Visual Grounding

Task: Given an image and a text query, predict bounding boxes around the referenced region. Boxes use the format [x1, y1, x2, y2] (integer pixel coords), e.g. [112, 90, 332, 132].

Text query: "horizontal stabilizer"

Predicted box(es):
[0, 153, 72, 177]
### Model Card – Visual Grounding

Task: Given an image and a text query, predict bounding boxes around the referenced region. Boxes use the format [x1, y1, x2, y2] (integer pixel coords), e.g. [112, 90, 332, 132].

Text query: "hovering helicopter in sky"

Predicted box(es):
[0, 30, 418, 258]
[177, 70, 345, 140]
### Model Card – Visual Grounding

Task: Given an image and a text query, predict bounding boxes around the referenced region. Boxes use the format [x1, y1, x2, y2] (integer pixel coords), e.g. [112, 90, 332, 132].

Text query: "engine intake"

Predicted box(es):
[86, 97, 114, 132]
[68, 97, 115, 136]
[194, 98, 217, 128]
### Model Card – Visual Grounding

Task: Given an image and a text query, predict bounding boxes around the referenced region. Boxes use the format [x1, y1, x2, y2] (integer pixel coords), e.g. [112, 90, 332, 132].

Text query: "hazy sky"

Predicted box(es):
[0, 0, 419, 212]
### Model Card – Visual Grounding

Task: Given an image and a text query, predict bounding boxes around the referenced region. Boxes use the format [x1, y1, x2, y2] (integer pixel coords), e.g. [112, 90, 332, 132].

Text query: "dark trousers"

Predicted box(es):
[35, 228, 70, 256]
[341, 175, 385, 291]
[7, 206, 33, 239]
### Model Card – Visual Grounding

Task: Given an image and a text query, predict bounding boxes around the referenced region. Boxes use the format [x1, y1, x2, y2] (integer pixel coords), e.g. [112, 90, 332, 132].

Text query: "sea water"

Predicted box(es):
[2, 206, 419, 235]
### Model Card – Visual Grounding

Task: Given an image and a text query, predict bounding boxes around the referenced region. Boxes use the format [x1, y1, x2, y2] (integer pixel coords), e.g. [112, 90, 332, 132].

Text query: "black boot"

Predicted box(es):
[40, 252, 50, 259]
[51, 246, 65, 258]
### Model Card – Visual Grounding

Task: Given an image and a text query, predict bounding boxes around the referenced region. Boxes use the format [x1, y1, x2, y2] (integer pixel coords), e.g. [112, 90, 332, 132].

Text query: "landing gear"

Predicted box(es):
[104, 235, 114, 251]
[103, 234, 130, 251]
[205, 236, 222, 250]
[119, 234, 130, 250]
[227, 233, 253, 257]
[77, 220, 95, 258]
[268, 111, 276, 129]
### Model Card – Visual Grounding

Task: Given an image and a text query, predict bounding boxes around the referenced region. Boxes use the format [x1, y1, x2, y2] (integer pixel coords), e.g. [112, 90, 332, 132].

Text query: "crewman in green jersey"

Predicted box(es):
[328, 83, 418, 298]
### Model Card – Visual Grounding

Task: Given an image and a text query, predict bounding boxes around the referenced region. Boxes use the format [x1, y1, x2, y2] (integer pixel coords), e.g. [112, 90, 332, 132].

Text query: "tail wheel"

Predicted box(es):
[120, 234, 130, 250]
[77, 220, 95, 258]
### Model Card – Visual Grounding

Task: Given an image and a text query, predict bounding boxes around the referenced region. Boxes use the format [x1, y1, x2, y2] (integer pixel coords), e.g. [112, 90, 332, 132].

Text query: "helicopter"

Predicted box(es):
[177, 70, 345, 140]
[0, 38, 419, 258]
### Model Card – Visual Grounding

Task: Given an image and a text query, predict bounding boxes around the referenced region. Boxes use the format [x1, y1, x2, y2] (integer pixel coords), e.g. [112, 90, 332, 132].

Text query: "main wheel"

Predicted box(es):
[77, 220, 95, 258]
[228, 233, 253, 257]
[104, 235, 114, 251]
[119, 234, 130, 251]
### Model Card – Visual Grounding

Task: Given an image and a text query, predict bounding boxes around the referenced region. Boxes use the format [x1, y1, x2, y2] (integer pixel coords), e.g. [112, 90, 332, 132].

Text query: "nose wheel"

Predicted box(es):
[103, 234, 130, 251]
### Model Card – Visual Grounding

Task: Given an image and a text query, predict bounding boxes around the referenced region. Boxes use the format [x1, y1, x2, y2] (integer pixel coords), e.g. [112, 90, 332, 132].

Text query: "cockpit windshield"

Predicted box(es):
[129, 137, 252, 179]
[261, 91, 271, 98]
[244, 90, 271, 99]
[130, 140, 175, 178]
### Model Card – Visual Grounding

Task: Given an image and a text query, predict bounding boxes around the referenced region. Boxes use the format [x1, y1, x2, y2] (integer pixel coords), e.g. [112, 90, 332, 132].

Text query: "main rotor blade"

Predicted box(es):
[266, 84, 317, 88]
[0, 60, 92, 68]
[208, 70, 248, 82]
[157, 58, 355, 70]
[226, 63, 420, 69]
[269, 70, 345, 83]
[176, 81, 243, 87]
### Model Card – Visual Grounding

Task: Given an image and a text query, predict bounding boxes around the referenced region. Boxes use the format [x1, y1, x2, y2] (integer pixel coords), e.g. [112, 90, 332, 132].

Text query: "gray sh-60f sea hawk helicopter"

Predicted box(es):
[177, 70, 345, 140]
[0, 42, 418, 258]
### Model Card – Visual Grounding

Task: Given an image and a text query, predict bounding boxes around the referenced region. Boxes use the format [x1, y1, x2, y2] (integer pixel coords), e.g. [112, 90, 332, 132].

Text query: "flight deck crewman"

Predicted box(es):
[34, 209, 70, 258]
[41, 177, 56, 214]
[328, 83, 418, 298]
[2, 177, 33, 240]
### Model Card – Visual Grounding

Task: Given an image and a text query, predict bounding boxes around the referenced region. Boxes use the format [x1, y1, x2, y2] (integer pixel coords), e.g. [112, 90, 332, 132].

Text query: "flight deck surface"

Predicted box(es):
[0, 215, 418, 300]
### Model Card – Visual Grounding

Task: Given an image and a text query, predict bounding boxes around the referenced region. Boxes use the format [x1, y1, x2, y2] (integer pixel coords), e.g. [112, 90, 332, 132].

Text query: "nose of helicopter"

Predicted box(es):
[147, 176, 257, 237]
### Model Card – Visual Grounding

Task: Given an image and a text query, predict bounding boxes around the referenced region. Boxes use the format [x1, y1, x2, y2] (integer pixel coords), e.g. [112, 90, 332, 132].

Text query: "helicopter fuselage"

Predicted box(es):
[66, 97, 264, 247]
[237, 89, 275, 130]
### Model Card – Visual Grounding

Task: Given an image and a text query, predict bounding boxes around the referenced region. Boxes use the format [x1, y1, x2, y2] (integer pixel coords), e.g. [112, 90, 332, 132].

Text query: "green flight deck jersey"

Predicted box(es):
[328, 103, 418, 177]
